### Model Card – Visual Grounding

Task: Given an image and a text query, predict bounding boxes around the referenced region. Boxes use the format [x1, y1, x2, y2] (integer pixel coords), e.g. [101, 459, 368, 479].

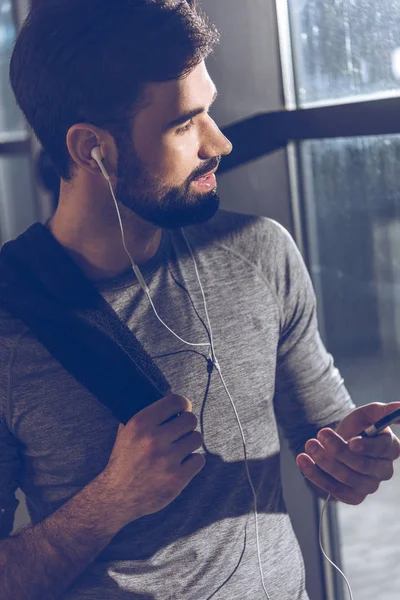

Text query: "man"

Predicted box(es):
[0, 1, 399, 599]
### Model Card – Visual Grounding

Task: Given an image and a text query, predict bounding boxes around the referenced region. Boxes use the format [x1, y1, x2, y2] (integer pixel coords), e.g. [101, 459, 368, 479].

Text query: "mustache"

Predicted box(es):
[190, 156, 221, 181]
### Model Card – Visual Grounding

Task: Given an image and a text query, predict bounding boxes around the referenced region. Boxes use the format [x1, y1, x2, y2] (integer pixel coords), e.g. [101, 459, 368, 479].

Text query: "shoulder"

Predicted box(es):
[185, 211, 313, 312]
[0, 307, 28, 420]
[185, 210, 295, 266]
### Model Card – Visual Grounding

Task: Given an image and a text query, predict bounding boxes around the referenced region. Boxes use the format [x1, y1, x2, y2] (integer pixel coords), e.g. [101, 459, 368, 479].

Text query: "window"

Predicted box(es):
[217, 3, 400, 593]
[286, 2, 400, 598]
[0, 0, 39, 244]
[0, 0, 24, 133]
[289, 0, 400, 105]
[300, 134, 400, 599]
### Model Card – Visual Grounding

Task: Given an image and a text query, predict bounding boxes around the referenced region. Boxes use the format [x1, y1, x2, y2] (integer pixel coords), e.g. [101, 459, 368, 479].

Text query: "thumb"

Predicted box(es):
[336, 401, 400, 441]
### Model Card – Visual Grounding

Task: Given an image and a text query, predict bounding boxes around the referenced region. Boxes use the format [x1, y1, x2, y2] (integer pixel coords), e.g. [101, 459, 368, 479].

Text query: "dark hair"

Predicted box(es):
[10, 0, 219, 180]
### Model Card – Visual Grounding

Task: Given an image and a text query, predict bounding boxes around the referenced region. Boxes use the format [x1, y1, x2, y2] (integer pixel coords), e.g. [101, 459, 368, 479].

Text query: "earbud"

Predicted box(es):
[91, 146, 111, 181]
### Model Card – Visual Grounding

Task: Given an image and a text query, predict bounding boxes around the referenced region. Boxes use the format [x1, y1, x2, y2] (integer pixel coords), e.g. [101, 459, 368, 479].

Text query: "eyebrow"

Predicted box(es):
[165, 88, 218, 130]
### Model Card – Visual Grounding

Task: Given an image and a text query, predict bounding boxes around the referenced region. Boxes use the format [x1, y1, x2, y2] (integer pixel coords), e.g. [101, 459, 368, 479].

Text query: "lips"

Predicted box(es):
[193, 166, 219, 181]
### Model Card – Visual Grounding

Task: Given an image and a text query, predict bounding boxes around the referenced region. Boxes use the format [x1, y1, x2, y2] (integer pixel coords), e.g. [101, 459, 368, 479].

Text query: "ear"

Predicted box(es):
[66, 124, 117, 177]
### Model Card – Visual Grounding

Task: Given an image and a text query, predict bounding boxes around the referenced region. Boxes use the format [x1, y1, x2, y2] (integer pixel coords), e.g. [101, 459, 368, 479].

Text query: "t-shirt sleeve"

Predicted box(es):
[0, 335, 21, 539]
[0, 418, 20, 538]
[270, 221, 355, 456]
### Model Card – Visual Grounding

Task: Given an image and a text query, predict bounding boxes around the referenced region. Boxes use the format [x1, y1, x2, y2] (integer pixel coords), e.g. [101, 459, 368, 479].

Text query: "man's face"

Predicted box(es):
[114, 61, 233, 229]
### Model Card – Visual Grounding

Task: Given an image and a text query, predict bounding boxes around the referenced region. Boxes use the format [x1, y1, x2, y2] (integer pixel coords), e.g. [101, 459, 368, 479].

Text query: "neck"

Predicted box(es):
[48, 179, 162, 281]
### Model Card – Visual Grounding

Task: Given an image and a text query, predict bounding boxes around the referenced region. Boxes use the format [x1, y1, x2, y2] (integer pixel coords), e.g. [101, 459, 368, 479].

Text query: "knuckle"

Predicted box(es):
[163, 470, 181, 492]
[322, 480, 338, 496]
[331, 441, 344, 456]
[313, 456, 329, 475]
[382, 436, 393, 455]
[339, 469, 353, 486]
[190, 412, 199, 428]
[190, 430, 204, 448]
[360, 456, 373, 473]
[337, 489, 365, 505]
[371, 402, 384, 409]
[132, 410, 147, 430]
[177, 395, 192, 413]
[183, 411, 198, 429]
[183, 396, 193, 412]
[388, 435, 400, 459]
[165, 393, 191, 415]
[369, 479, 380, 494]
[319, 432, 344, 457]
[127, 418, 144, 441]
[167, 462, 181, 479]
[349, 494, 365, 506]
[382, 463, 394, 481]
[394, 443, 400, 460]
[143, 435, 161, 457]
[194, 453, 206, 469]
[188, 452, 206, 473]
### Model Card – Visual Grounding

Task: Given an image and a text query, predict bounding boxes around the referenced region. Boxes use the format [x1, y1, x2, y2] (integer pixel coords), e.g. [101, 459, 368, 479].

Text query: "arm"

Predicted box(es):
[0, 470, 126, 600]
[271, 223, 355, 456]
[0, 393, 205, 600]
[266, 224, 400, 504]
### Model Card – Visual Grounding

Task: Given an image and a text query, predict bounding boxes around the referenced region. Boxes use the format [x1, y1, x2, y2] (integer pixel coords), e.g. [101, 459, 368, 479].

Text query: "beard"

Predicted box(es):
[114, 142, 221, 230]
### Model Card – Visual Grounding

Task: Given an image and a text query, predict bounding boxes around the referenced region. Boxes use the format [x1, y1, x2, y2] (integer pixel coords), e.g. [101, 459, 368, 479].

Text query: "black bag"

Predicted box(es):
[0, 224, 170, 423]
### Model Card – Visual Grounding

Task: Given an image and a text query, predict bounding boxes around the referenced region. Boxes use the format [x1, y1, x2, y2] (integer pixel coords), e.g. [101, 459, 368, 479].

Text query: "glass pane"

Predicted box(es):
[0, 154, 38, 242]
[0, 0, 25, 134]
[301, 134, 400, 599]
[288, 0, 400, 106]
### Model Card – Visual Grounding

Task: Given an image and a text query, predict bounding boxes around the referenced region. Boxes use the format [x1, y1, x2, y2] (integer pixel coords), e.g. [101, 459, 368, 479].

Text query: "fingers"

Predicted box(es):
[297, 426, 399, 504]
[349, 429, 400, 461]
[315, 429, 395, 478]
[160, 411, 198, 443]
[296, 453, 366, 505]
[135, 394, 192, 427]
[173, 430, 204, 463]
[302, 437, 380, 497]
[180, 452, 206, 480]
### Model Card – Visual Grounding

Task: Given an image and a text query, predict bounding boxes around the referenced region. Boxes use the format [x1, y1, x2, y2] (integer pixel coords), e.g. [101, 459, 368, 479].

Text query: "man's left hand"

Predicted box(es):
[296, 402, 400, 505]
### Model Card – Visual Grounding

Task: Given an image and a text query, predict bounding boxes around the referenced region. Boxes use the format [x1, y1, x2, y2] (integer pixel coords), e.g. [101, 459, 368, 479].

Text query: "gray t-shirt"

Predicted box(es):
[0, 211, 354, 599]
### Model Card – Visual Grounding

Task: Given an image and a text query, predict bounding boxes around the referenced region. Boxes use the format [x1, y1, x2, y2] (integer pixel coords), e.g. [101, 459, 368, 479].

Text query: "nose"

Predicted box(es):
[220, 133, 233, 157]
[199, 119, 233, 160]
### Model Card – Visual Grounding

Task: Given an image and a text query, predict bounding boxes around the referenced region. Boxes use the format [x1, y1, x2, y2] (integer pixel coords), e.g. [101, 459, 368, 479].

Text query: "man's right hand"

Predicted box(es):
[102, 393, 205, 526]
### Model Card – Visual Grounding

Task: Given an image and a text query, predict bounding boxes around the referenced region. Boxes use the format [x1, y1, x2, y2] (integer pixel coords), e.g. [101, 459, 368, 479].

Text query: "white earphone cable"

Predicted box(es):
[212, 362, 271, 599]
[108, 179, 210, 348]
[181, 229, 271, 599]
[108, 175, 270, 597]
[104, 166, 352, 600]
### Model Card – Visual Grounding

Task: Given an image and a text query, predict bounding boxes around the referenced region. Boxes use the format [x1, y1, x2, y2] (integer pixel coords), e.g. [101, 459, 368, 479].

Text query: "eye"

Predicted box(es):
[176, 118, 195, 134]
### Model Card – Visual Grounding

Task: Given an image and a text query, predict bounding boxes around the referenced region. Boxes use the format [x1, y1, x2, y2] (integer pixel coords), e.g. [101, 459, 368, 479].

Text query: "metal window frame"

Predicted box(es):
[219, 96, 400, 176]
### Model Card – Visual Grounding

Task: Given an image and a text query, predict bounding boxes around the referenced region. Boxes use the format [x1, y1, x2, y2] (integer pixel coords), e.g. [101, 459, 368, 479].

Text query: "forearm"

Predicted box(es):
[0, 470, 127, 600]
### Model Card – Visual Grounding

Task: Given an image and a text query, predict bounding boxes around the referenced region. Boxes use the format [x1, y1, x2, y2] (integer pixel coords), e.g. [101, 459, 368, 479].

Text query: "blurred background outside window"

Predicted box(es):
[288, 1, 400, 598]
[289, 0, 400, 105]
[0, 0, 40, 244]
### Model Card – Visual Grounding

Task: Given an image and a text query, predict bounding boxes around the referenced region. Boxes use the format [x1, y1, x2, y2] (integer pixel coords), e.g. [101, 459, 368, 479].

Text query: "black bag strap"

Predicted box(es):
[0, 224, 170, 423]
